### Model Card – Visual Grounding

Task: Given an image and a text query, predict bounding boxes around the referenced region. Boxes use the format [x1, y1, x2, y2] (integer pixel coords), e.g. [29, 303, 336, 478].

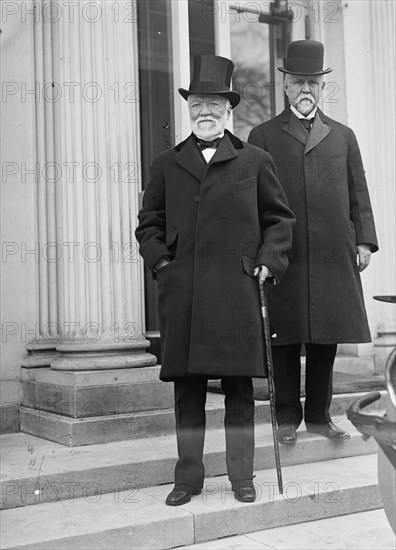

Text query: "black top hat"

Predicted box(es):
[278, 40, 332, 76]
[178, 55, 240, 109]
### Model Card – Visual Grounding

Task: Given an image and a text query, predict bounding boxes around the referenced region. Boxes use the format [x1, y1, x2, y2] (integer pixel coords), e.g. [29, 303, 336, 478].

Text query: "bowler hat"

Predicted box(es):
[178, 55, 240, 108]
[278, 40, 332, 75]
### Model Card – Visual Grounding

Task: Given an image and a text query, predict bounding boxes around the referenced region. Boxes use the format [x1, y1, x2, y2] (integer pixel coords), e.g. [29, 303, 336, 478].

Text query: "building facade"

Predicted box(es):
[1, 0, 395, 439]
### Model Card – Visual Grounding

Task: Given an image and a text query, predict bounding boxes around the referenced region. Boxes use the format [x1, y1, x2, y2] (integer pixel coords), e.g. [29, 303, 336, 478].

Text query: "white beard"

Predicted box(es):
[191, 118, 225, 140]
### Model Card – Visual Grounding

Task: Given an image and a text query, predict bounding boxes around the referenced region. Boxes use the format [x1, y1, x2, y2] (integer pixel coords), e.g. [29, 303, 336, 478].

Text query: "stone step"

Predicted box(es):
[19, 389, 385, 447]
[0, 454, 382, 550]
[1, 411, 379, 510]
[177, 509, 395, 549]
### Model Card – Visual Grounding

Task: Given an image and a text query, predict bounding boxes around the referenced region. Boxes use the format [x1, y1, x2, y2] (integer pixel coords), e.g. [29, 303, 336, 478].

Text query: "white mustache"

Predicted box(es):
[298, 95, 315, 103]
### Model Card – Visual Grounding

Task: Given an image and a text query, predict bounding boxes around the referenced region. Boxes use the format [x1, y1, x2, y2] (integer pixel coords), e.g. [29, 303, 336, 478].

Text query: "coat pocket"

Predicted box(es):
[166, 230, 178, 257]
[328, 152, 347, 160]
[166, 229, 178, 247]
[234, 177, 256, 192]
[241, 254, 255, 277]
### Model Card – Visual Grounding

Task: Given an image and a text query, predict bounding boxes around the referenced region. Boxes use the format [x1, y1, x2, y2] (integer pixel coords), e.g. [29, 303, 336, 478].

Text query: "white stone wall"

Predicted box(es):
[1, 2, 37, 429]
[342, 0, 396, 367]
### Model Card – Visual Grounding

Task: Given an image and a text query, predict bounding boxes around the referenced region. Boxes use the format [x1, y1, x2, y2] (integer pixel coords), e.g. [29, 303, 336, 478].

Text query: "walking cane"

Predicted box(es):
[257, 278, 283, 494]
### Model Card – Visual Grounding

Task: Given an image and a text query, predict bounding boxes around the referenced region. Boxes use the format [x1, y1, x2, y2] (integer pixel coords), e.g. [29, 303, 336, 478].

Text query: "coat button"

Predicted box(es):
[194, 196, 200, 203]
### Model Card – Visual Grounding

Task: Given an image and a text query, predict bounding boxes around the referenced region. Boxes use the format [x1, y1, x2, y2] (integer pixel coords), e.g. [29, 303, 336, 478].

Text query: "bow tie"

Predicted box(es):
[300, 118, 313, 131]
[195, 137, 222, 149]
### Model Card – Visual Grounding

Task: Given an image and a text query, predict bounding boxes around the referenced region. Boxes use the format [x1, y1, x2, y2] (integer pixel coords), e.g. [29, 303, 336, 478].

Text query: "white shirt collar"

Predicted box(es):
[290, 105, 317, 120]
[202, 148, 217, 163]
[194, 133, 224, 163]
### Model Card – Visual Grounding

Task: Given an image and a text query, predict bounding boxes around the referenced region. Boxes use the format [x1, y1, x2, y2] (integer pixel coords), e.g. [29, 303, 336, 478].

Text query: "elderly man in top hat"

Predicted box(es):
[249, 40, 378, 444]
[136, 55, 295, 505]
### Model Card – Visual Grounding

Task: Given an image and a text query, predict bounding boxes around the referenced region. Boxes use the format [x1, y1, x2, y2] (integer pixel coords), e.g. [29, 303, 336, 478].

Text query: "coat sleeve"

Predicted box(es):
[135, 156, 172, 274]
[254, 151, 296, 283]
[347, 129, 379, 252]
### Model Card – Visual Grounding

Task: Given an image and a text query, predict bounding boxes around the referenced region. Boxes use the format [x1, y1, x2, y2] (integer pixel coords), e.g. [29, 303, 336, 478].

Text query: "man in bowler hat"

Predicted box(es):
[136, 55, 295, 505]
[249, 40, 378, 444]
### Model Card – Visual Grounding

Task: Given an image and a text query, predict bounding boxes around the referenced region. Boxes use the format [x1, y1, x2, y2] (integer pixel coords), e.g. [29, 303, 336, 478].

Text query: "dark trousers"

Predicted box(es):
[272, 343, 337, 426]
[173, 376, 254, 491]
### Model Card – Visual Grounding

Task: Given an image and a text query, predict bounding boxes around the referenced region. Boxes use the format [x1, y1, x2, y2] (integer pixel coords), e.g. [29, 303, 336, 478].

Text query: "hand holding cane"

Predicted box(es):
[257, 278, 283, 494]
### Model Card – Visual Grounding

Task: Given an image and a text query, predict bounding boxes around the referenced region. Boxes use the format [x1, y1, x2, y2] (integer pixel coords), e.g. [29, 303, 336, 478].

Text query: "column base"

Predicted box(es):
[51, 340, 157, 370]
[21, 340, 61, 368]
[20, 365, 174, 446]
[19, 404, 176, 447]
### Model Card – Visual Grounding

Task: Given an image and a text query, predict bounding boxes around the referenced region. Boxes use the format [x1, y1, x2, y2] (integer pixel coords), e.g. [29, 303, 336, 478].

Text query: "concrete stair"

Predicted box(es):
[176, 509, 395, 550]
[0, 391, 386, 549]
[0, 413, 378, 510]
[1, 455, 382, 550]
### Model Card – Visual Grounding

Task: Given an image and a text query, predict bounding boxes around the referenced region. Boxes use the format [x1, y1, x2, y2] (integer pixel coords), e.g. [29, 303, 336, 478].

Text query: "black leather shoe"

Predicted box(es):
[277, 423, 298, 444]
[231, 482, 256, 503]
[165, 488, 201, 506]
[306, 422, 350, 440]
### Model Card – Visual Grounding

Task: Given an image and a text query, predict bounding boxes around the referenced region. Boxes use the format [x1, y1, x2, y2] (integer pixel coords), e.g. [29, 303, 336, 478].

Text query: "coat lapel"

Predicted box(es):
[280, 108, 332, 153]
[304, 110, 332, 155]
[175, 132, 240, 181]
[175, 135, 205, 182]
[281, 109, 308, 146]
[209, 132, 239, 166]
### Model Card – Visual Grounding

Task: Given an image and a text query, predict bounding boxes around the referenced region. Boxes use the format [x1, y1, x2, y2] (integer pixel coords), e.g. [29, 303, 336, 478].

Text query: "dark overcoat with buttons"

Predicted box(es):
[248, 108, 378, 345]
[136, 131, 295, 380]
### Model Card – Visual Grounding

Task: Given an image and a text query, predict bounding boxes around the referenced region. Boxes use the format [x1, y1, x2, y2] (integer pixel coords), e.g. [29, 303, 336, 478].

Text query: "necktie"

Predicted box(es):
[196, 137, 221, 149]
[300, 118, 313, 131]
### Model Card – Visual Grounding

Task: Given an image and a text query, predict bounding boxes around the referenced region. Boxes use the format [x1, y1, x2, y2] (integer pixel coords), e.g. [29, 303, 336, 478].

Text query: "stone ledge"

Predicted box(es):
[22, 379, 174, 418]
[21, 366, 163, 386]
[20, 366, 174, 419]
[19, 405, 177, 447]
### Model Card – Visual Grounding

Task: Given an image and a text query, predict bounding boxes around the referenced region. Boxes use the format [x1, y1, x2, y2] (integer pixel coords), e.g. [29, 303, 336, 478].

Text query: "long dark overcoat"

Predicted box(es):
[248, 108, 378, 345]
[136, 131, 295, 380]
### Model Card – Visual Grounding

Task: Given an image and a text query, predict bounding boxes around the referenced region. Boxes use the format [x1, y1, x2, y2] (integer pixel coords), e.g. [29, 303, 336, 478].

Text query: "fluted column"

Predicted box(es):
[22, 0, 61, 368]
[42, 0, 155, 370]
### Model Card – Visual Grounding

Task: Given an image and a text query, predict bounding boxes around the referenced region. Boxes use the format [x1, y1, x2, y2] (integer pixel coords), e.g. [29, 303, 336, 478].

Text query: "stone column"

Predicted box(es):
[20, 1, 171, 446]
[21, 0, 61, 369]
[48, 0, 155, 369]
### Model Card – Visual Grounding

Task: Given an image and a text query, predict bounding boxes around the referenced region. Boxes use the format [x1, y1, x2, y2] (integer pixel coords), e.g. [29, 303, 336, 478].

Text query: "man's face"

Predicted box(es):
[284, 74, 325, 116]
[188, 94, 231, 139]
